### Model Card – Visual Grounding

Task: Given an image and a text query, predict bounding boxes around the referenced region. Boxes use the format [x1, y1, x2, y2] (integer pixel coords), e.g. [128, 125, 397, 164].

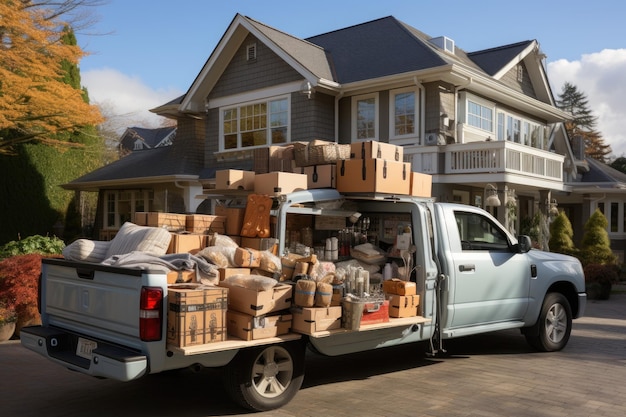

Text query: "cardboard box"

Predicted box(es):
[296, 164, 336, 189]
[388, 294, 420, 318]
[350, 141, 403, 162]
[254, 172, 307, 196]
[146, 212, 187, 231]
[215, 169, 255, 190]
[226, 310, 292, 341]
[240, 237, 279, 254]
[410, 172, 433, 197]
[220, 281, 293, 316]
[218, 267, 251, 281]
[225, 207, 246, 235]
[167, 285, 228, 347]
[166, 270, 196, 284]
[383, 279, 417, 296]
[254, 145, 296, 174]
[185, 214, 226, 234]
[168, 233, 207, 254]
[336, 159, 411, 194]
[290, 306, 342, 334]
[134, 212, 148, 226]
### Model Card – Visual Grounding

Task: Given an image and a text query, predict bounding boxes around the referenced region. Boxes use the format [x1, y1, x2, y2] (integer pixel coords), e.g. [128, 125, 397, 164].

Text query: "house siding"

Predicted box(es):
[499, 62, 536, 99]
[291, 92, 335, 142]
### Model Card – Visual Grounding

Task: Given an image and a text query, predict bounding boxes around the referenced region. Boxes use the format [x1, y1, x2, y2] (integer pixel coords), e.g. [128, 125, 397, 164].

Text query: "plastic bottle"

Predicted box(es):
[383, 263, 392, 280]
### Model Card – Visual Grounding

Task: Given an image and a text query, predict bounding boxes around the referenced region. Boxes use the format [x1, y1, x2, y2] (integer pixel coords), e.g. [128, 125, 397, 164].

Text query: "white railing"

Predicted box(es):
[407, 141, 564, 181]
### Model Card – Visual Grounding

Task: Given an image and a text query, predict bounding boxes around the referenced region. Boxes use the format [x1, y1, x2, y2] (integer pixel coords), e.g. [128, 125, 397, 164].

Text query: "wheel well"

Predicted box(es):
[547, 281, 579, 317]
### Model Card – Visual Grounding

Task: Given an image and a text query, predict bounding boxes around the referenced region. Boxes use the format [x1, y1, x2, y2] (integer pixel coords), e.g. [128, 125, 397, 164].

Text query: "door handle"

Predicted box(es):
[459, 264, 475, 272]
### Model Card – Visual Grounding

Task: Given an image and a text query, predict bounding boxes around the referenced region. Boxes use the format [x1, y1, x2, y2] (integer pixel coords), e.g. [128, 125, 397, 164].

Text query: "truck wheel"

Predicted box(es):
[223, 340, 305, 411]
[524, 292, 572, 352]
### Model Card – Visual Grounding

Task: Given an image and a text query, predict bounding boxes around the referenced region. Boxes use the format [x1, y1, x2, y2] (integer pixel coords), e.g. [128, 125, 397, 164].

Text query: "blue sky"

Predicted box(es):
[77, 0, 626, 156]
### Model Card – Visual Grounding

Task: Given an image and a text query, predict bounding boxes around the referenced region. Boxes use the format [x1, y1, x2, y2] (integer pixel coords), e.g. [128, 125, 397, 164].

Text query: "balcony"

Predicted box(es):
[408, 140, 564, 184]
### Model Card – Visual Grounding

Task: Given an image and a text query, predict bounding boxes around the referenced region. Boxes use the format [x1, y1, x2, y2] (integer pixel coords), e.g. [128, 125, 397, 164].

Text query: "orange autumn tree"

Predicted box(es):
[0, 1, 103, 154]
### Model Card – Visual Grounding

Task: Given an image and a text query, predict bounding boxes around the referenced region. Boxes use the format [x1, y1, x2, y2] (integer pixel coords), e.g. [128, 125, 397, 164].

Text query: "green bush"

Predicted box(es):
[580, 209, 617, 266]
[0, 235, 65, 260]
[549, 211, 578, 257]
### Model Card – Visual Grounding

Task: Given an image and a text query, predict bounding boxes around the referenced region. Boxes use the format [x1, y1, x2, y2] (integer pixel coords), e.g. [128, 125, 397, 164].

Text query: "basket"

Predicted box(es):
[294, 140, 351, 167]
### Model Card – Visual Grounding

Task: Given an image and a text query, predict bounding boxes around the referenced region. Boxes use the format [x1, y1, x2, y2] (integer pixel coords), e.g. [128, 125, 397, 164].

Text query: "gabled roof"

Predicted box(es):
[581, 158, 626, 184]
[119, 126, 176, 151]
[468, 41, 534, 76]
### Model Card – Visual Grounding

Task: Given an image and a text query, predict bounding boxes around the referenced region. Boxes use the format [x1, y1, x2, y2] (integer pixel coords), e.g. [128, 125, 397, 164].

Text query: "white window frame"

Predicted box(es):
[595, 200, 626, 238]
[103, 190, 153, 229]
[352, 93, 379, 141]
[219, 95, 291, 152]
[389, 87, 419, 141]
[459, 93, 495, 140]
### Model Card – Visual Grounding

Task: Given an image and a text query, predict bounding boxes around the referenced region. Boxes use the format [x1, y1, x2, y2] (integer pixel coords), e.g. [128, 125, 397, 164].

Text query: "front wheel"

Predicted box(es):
[524, 292, 572, 352]
[223, 340, 305, 411]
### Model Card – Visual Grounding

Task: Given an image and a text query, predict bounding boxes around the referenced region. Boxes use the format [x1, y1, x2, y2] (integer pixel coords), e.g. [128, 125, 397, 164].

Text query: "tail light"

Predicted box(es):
[140, 286, 163, 341]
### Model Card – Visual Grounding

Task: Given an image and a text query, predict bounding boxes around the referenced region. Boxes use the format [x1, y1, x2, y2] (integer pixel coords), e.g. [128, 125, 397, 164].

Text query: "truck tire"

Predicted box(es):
[223, 340, 306, 411]
[524, 292, 572, 352]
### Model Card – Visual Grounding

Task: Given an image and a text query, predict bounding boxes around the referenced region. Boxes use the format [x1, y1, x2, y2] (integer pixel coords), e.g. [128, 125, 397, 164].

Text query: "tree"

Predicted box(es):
[0, 1, 103, 154]
[549, 211, 577, 257]
[579, 209, 617, 266]
[609, 156, 626, 174]
[556, 82, 612, 163]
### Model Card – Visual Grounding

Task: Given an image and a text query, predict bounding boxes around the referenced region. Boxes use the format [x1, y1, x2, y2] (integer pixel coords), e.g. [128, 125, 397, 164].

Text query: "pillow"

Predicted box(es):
[62, 239, 111, 263]
[105, 222, 172, 259]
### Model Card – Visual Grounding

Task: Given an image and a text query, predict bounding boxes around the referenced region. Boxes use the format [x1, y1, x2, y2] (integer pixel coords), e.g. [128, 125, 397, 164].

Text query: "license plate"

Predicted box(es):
[76, 337, 98, 360]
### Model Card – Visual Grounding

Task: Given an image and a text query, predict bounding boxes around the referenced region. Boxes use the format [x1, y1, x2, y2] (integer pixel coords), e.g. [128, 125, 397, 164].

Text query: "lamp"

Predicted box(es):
[300, 81, 315, 99]
[548, 199, 559, 216]
[484, 184, 501, 207]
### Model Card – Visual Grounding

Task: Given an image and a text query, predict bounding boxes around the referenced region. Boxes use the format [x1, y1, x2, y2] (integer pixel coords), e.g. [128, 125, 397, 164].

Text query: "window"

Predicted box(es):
[390, 88, 417, 138]
[221, 97, 289, 151]
[103, 190, 153, 229]
[593, 200, 626, 236]
[467, 100, 493, 132]
[246, 43, 257, 61]
[455, 211, 509, 251]
[352, 93, 378, 140]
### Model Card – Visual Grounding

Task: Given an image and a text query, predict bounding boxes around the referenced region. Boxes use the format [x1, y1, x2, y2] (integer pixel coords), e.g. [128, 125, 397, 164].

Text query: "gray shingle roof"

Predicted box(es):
[467, 40, 535, 76]
[581, 157, 626, 185]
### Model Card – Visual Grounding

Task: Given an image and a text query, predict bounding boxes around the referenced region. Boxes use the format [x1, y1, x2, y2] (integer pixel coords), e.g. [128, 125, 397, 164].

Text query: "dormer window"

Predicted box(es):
[246, 43, 257, 61]
[429, 36, 455, 54]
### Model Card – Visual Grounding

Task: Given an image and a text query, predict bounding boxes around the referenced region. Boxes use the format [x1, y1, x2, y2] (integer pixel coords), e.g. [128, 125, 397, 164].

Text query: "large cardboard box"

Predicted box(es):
[383, 279, 417, 296]
[240, 237, 279, 254]
[226, 310, 292, 341]
[225, 207, 246, 235]
[296, 164, 336, 189]
[166, 270, 196, 284]
[167, 233, 207, 254]
[185, 214, 226, 234]
[387, 294, 420, 318]
[290, 306, 342, 334]
[336, 159, 411, 195]
[350, 141, 403, 162]
[146, 212, 187, 231]
[167, 285, 228, 347]
[220, 281, 293, 316]
[409, 172, 433, 198]
[218, 267, 251, 281]
[215, 169, 255, 190]
[254, 172, 307, 196]
[254, 145, 296, 174]
[134, 212, 148, 226]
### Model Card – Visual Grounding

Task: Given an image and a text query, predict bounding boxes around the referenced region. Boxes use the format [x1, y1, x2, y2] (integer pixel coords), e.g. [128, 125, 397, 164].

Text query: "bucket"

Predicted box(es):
[341, 299, 365, 330]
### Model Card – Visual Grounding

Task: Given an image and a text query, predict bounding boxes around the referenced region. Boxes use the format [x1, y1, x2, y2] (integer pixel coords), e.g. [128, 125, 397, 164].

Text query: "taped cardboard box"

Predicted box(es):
[240, 237, 279, 255]
[350, 141, 403, 162]
[388, 294, 420, 318]
[225, 207, 246, 235]
[336, 159, 411, 195]
[167, 284, 228, 347]
[218, 267, 251, 281]
[383, 279, 417, 296]
[226, 310, 292, 341]
[291, 306, 342, 334]
[168, 233, 207, 254]
[254, 145, 297, 174]
[146, 212, 187, 231]
[220, 281, 293, 316]
[410, 171, 433, 198]
[234, 247, 262, 267]
[254, 172, 308, 196]
[215, 169, 255, 190]
[185, 214, 226, 234]
[166, 270, 196, 284]
[295, 164, 336, 189]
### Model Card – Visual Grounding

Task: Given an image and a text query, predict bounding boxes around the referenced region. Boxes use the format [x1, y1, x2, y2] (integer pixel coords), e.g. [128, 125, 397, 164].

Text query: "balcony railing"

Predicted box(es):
[408, 141, 564, 182]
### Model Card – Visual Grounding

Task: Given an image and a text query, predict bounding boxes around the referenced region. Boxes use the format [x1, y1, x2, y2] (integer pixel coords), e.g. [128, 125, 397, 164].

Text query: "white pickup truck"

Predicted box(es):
[21, 189, 586, 411]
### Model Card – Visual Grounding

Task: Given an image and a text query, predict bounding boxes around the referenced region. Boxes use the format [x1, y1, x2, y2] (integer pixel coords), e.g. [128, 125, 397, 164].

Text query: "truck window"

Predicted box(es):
[454, 211, 509, 251]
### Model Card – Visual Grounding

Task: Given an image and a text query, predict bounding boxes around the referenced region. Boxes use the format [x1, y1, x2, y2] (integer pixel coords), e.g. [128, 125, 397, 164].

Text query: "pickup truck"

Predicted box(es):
[21, 188, 586, 411]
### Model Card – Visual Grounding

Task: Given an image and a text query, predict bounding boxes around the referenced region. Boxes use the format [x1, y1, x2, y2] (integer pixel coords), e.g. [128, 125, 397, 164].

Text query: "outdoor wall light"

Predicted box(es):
[484, 183, 501, 207]
[300, 81, 315, 99]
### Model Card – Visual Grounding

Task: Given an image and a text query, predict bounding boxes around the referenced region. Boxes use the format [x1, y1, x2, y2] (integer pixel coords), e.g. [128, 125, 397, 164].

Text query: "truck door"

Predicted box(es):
[446, 208, 530, 328]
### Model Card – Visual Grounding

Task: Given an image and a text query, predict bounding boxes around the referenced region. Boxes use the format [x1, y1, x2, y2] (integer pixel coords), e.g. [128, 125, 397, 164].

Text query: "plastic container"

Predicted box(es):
[341, 299, 365, 330]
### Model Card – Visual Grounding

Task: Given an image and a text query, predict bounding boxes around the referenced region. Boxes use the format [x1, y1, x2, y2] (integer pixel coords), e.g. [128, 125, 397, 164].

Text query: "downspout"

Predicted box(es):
[453, 77, 472, 144]
[335, 91, 344, 142]
[413, 77, 425, 145]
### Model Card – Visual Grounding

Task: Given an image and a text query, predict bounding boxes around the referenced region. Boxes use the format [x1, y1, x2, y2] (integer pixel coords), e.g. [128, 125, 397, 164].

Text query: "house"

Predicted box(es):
[118, 126, 177, 156]
[64, 14, 625, 259]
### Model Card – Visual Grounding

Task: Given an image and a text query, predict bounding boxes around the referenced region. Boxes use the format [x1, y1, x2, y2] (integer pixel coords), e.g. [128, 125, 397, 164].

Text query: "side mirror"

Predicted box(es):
[515, 235, 532, 253]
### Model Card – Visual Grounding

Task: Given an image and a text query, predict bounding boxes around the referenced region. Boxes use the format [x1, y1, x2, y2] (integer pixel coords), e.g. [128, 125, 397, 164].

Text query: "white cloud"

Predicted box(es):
[82, 68, 183, 133]
[548, 49, 626, 158]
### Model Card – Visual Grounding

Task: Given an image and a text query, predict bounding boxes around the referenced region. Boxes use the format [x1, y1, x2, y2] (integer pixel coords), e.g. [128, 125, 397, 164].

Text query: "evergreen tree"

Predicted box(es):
[556, 82, 612, 163]
[579, 209, 617, 266]
[609, 156, 626, 174]
[549, 211, 577, 257]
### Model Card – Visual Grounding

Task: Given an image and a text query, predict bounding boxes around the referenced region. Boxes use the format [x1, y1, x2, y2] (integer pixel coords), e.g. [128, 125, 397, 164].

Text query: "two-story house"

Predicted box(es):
[64, 14, 623, 258]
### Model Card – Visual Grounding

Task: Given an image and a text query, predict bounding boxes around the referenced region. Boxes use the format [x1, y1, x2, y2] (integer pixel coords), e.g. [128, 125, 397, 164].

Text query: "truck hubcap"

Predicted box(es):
[545, 303, 566, 343]
[251, 346, 293, 398]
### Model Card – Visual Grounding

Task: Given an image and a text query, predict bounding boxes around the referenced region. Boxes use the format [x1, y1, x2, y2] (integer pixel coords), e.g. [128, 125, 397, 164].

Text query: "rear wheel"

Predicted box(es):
[524, 292, 572, 352]
[223, 340, 305, 411]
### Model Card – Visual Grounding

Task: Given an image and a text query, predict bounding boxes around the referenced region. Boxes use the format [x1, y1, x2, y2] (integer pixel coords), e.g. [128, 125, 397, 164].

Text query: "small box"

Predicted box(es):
[167, 285, 228, 347]
[168, 233, 207, 254]
[297, 164, 336, 189]
[226, 310, 292, 341]
[388, 294, 420, 318]
[350, 141, 403, 162]
[254, 172, 308, 196]
[218, 267, 250, 281]
[291, 306, 342, 334]
[383, 279, 417, 296]
[336, 159, 411, 195]
[219, 281, 293, 316]
[360, 299, 390, 326]
[134, 212, 148, 226]
[215, 169, 255, 190]
[240, 237, 279, 254]
[147, 212, 187, 231]
[410, 172, 432, 197]
[166, 270, 196, 284]
[225, 208, 246, 235]
[185, 214, 226, 234]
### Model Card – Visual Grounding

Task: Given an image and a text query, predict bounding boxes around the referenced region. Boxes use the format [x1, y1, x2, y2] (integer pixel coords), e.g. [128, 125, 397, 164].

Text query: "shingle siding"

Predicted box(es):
[291, 92, 335, 142]
[500, 62, 536, 99]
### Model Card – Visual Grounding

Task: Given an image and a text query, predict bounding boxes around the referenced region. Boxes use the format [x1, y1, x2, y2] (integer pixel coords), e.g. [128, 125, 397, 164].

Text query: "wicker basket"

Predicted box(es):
[294, 140, 351, 167]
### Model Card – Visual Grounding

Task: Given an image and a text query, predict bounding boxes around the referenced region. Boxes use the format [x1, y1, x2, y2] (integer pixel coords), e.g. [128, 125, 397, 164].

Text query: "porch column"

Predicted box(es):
[538, 190, 552, 251]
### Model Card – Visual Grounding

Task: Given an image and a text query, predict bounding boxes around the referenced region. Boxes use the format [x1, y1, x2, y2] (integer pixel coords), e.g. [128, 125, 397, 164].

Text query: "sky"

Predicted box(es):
[76, 0, 626, 157]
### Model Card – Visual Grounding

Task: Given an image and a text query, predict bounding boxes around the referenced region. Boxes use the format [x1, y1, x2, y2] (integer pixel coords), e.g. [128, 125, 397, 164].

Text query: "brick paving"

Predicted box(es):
[1, 292, 625, 417]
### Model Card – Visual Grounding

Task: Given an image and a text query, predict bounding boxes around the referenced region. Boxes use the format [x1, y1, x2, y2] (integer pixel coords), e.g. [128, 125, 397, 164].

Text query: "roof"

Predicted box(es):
[119, 126, 176, 150]
[467, 41, 535, 76]
[581, 157, 626, 185]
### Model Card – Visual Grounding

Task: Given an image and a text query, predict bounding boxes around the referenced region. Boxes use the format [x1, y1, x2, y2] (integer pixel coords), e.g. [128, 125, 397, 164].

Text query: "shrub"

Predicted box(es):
[0, 235, 65, 260]
[549, 211, 578, 257]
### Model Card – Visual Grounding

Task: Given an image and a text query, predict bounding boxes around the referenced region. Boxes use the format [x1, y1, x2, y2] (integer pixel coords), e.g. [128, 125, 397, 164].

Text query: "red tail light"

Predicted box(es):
[140, 287, 163, 341]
